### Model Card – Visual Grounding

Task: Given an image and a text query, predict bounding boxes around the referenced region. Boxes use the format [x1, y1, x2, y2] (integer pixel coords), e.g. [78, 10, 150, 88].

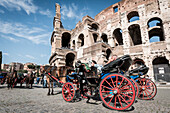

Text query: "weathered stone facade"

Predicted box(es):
[49, 0, 170, 84]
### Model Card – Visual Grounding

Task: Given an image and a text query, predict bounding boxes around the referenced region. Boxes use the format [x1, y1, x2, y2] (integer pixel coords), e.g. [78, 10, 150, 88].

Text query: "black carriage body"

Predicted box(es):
[102, 55, 132, 73]
[62, 55, 136, 110]
[74, 55, 133, 97]
[129, 65, 149, 75]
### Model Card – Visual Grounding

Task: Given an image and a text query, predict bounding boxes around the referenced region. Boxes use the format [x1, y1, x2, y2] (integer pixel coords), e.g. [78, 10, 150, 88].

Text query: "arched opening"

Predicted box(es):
[93, 33, 98, 43]
[77, 34, 84, 48]
[113, 28, 123, 46]
[101, 33, 108, 43]
[65, 53, 75, 67]
[128, 24, 142, 46]
[91, 23, 98, 31]
[132, 58, 145, 69]
[62, 32, 71, 48]
[72, 40, 75, 49]
[149, 28, 164, 42]
[106, 49, 111, 60]
[127, 11, 140, 22]
[148, 18, 165, 43]
[153, 57, 170, 82]
[147, 17, 163, 28]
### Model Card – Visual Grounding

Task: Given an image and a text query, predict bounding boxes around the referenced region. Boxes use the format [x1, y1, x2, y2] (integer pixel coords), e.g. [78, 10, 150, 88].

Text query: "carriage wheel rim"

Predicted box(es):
[99, 74, 136, 110]
[136, 78, 157, 100]
[62, 82, 75, 102]
[130, 78, 139, 97]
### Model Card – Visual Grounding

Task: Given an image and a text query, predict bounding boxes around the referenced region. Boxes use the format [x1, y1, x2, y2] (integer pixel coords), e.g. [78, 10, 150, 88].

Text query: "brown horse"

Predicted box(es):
[6, 73, 13, 89]
[25, 72, 35, 88]
[43, 65, 58, 95]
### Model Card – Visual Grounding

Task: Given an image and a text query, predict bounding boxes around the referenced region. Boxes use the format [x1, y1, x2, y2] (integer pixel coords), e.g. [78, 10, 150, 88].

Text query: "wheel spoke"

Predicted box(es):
[102, 85, 113, 90]
[118, 78, 124, 89]
[144, 90, 149, 98]
[111, 77, 116, 88]
[117, 95, 123, 108]
[120, 83, 130, 90]
[102, 90, 113, 93]
[116, 76, 118, 87]
[105, 79, 114, 89]
[121, 93, 133, 99]
[103, 93, 114, 99]
[114, 95, 117, 108]
[119, 94, 129, 105]
[108, 94, 115, 105]
[145, 89, 152, 96]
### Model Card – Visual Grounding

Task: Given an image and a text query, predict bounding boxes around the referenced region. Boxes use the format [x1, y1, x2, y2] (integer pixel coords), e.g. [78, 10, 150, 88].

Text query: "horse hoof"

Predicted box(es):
[47, 93, 50, 96]
[51, 93, 54, 95]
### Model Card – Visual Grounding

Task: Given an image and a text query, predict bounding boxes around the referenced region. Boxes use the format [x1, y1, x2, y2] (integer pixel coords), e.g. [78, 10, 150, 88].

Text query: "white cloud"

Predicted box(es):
[0, 0, 53, 18]
[1, 34, 19, 42]
[3, 53, 9, 56]
[40, 54, 47, 57]
[61, 3, 88, 20]
[0, 0, 38, 15]
[0, 20, 50, 45]
[39, 9, 53, 18]
[25, 55, 35, 59]
[0, 9, 4, 14]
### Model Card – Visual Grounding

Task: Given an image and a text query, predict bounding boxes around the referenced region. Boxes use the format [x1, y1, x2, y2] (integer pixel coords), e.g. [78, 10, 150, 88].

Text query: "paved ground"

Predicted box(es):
[0, 84, 170, 113]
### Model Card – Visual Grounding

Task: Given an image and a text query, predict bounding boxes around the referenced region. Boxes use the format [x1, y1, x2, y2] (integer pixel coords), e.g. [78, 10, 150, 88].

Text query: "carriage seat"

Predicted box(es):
[101, 55, 132, 73]
[129, 65, 149, 75]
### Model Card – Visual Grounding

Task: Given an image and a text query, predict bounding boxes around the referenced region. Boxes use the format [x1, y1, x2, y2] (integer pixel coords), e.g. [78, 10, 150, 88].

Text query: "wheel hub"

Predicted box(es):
[141, 86, 146, 90]
[113, 88, 119, 94]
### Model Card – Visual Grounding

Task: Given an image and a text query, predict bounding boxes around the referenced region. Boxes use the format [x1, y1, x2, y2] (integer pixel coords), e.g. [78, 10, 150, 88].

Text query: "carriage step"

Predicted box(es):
[87, 83, 98, 87]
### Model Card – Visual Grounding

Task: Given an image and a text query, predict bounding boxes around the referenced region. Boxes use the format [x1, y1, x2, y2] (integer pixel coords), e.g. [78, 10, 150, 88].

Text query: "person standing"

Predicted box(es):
[43, 74, 47, 88]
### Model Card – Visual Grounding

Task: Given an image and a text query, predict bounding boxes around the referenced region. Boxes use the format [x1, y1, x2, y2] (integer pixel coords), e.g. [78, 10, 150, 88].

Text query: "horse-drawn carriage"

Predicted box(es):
[61, 55, 157, 110]
[62, 55, 136, 110]
[44, 54, 157, 110]
[0, 72, 7, 85]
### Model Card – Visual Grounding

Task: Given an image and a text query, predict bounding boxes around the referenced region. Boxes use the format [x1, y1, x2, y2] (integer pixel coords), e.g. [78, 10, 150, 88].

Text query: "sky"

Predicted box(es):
[0, 0, 120, 65]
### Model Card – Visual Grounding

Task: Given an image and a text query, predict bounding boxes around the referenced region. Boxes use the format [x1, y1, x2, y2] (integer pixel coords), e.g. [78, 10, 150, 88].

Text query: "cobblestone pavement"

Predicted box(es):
[0, 84, 170, 113]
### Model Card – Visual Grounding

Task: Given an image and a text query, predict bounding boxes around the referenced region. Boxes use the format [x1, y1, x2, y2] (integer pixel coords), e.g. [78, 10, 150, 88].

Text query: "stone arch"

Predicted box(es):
[101, 33, 108, 43]
[152, 56, 170, 82]
[93, 33, 98, 43]
[149, 28, 164, 42]
[127, 11, 140, 22]
[147, 17, 163, 28]
[147, 17, 165, 42]
[90, 23, 99, 31]
[65, 52, 75, 67]
[61, 32, 71, 48]
[113, 28, 123, 46]
[128, 24, 142, 46]
[77, 34, 84, 48]
[72, 40, 75, 49]
[153, 57, 169, 65]
[106, 48, 112, 60]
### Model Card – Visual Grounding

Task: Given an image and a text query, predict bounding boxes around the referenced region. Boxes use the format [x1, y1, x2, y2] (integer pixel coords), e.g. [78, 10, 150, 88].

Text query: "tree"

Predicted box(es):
[27, 65, 35, 69]
[35, 65, 40, 77]
[18, 69, 28, 73]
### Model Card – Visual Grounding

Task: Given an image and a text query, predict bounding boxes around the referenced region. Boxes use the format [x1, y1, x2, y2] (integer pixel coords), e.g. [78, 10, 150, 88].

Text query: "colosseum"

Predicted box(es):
[49, 0, 170, 85]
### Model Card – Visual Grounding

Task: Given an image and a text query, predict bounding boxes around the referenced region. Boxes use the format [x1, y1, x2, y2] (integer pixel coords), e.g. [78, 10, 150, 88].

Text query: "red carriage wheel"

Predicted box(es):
[136, 78, 157, 100]
[130, 78, 139, 97]
[62, 82, 76, 102]
[99, 74, 136, 110]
